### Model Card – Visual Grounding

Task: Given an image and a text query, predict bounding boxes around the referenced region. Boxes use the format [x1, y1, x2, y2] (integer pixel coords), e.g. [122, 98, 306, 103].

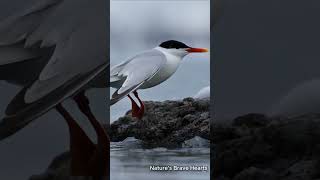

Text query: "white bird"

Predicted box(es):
[110, 40, 208, 119]
[0, 0, 109, 176]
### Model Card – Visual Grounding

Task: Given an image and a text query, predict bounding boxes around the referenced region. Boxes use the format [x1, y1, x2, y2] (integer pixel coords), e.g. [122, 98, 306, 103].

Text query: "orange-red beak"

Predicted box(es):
[186, 47, 208, 53]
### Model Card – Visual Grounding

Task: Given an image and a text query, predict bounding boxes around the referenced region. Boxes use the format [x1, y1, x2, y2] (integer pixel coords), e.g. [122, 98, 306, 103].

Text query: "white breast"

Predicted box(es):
[139, 50, 182, 89]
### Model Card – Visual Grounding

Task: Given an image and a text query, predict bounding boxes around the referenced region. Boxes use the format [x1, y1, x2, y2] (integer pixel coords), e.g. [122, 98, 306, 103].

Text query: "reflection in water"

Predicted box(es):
[110, 138, 210, 180]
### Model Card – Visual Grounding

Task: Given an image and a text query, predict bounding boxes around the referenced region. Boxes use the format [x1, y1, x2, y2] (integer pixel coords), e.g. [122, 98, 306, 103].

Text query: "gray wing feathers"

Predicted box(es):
[110, 58, 132, 83]
[110, 50, 165, 105]
[0, 0, 108, 139]
[0, 63, 108, 140]
[0, 0, 61, 46]
[0, 0, 109, 103]
[0, 44, 40, 65]
[0, 0, 60, 65]
[25, 0, 108, 103]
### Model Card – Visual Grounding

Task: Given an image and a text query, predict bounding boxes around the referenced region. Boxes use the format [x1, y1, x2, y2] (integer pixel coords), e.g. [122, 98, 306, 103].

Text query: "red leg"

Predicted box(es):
[73, 91, 110, 176]
[56, 104, 95, 176]
[133, 91, 145, 119]
[127, 94, 141, 118]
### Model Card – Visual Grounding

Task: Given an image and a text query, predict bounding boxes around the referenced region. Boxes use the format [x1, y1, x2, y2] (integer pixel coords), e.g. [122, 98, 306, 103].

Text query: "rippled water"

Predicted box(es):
[110, 138, 210, 180]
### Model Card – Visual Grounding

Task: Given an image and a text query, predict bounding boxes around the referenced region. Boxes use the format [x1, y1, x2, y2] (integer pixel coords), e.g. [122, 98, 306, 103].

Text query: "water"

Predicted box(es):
[110, 138, 210, 180]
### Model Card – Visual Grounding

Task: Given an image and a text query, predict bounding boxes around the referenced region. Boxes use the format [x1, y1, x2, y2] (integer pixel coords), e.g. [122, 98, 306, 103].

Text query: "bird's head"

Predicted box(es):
[158, 40, 208, 57]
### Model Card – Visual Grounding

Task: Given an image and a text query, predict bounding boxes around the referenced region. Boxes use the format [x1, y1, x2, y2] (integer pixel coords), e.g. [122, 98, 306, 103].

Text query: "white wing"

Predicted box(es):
[0, 63, 108, 140]
[0, 0, 107, 103]
[111, 49, 166, 105]
[0, 0, 108, 140]
[25, 0, 107, 103]
[0, 0, 60, 66]
[110, 59, 131, 83]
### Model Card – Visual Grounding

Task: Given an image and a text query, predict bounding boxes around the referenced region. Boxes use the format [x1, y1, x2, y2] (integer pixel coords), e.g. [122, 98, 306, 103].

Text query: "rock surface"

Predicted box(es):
[29, 152, 72, 180]
[109, 98, 210, 148]
[213, 113, 320, 180]
[182, 136, 210, 148]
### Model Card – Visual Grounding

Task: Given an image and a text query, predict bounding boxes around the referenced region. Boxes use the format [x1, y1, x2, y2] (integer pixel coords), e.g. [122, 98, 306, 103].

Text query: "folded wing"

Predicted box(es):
[111, 50, 166, 105]
[0, 0, 108, 140]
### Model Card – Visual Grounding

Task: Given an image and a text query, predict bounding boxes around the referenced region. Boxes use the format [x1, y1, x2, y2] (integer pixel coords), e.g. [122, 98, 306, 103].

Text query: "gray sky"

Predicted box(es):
[213, 0, 320, 119]
[110, 0, 210, 56]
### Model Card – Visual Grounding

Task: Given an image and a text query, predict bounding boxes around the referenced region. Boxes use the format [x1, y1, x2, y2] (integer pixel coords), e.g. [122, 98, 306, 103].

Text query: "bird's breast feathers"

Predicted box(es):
[139, 52, 181, 89]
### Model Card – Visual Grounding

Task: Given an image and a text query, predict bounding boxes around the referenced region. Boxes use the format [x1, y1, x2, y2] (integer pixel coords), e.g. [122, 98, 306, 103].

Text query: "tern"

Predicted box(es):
[110, 40, 208, 119]
[0, 0, 109, 176]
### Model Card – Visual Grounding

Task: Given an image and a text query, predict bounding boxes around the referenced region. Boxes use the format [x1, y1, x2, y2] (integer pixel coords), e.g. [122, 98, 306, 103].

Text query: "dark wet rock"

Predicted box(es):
[29, 152, 71, 180]
[281, 160, 318, 180]
[109, 98, 210, 148]
[233, 167, 277, 180]
[215, 176, 232, 180]
[232, 114, 269, 128]
[213, 113, 320, 180]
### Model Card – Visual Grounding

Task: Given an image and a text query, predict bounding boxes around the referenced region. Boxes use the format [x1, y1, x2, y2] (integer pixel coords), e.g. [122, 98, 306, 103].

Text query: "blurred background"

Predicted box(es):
[213, 0, 320, 120]
[0, 83, 106, 180]
[0, 1, 107, 179]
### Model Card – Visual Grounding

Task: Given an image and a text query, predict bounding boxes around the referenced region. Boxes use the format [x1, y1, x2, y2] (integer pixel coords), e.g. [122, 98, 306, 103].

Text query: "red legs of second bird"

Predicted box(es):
[127, 90, 145, 119]
[73, 92, 109, 145]
[55, 91, 109, 177]
[73, 91, 109, 176]
[56, 104, 95, 175]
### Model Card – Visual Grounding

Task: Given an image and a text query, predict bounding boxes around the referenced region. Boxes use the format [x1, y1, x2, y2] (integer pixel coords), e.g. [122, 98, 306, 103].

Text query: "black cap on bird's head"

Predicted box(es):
[159, 40, 208, 53]
[159, 40, 190, 49]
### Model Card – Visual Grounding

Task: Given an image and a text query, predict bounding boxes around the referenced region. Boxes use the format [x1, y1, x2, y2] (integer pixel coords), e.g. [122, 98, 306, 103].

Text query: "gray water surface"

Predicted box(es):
[110, 138, 210, 180]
